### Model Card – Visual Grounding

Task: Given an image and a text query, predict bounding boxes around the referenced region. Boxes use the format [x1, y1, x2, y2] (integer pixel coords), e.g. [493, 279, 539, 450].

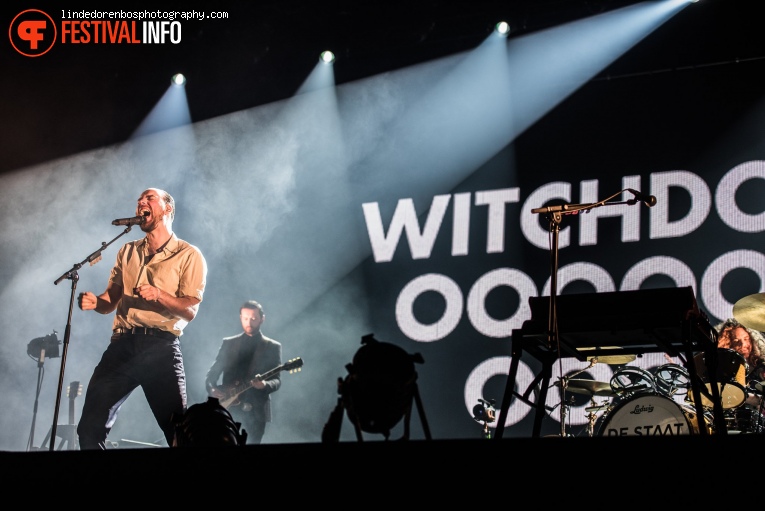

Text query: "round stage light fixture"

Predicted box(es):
[320, 50, 335, 63]
[341, 335, 422, 437]
[173, 397, 246, 447]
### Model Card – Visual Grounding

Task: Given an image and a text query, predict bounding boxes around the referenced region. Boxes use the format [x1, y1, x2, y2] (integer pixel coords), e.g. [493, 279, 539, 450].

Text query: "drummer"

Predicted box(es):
[715, 318, 765, 406]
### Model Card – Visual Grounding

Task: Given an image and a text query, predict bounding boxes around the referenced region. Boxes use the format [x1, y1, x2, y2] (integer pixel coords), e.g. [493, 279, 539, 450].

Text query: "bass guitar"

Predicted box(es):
[219, 357, 303, 409]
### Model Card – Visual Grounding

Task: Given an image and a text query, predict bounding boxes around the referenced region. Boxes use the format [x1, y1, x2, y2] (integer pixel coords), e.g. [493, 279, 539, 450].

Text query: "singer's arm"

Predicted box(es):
[134, 283, 200, 322]
[160, 294, 200, 322]
[78, 283, 122, 314]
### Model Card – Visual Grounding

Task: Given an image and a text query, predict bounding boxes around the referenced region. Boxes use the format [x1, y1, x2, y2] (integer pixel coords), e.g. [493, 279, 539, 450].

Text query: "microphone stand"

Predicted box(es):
[530, 189, 638, 437]
[49, 226, 135, 451]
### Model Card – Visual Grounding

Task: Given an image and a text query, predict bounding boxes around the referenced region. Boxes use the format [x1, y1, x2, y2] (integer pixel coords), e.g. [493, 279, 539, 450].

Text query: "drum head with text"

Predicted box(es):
[599, 394, 698, 436]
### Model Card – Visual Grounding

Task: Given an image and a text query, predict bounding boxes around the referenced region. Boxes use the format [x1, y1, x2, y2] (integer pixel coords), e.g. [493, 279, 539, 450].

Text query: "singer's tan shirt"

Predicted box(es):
[109, 234, 207, 336]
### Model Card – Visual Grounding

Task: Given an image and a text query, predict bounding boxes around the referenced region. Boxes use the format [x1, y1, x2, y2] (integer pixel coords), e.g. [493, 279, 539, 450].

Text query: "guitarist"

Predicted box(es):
[205, 300, 282, 444]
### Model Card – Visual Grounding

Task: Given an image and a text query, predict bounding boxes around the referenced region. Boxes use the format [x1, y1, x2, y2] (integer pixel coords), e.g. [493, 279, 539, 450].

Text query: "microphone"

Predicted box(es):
[627, 189, 657, 208]
[112, 211, 148, 226]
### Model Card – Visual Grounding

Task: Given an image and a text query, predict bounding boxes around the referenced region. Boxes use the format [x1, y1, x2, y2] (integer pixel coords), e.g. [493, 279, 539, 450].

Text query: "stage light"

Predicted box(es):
[320, 50, 335, 64]
[495, 21, 510, 36]
[171, 73, 186, 86]
[27, 331, 60, 360]
[332, 334, 426, 440]
[173, 397, 246, 447]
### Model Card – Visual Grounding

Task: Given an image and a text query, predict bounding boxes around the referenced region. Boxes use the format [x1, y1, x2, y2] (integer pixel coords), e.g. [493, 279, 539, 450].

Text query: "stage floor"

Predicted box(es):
[6, 433, 757, 501]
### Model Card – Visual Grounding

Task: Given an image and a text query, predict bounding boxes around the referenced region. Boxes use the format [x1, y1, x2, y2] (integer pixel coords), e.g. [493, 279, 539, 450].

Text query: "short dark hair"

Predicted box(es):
[241, 300, 263, 317]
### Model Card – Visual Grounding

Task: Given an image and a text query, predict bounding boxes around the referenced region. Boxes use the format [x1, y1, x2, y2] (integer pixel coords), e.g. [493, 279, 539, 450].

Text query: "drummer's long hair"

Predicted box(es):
[715, 318, 765, 377]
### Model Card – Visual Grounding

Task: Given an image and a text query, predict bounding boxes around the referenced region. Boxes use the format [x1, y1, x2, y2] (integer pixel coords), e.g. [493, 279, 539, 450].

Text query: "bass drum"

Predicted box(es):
[598, 393, 713, 437]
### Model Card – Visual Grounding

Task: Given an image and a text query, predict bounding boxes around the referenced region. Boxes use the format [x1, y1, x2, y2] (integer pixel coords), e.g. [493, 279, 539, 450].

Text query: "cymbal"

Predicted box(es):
[557, 379, 614, 396]
[733, 293, 765, 332]
[579, 346, 637, 365]
[586, 354, 637, 365]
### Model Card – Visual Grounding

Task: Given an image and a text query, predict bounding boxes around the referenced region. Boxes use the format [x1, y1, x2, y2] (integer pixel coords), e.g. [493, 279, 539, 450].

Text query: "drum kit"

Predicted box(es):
[555, 290, 765, 438]
[562, 363, 717, 437]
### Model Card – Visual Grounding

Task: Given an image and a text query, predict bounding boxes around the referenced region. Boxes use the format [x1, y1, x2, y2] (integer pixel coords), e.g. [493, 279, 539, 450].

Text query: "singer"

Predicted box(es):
[76, 188, 208, 450]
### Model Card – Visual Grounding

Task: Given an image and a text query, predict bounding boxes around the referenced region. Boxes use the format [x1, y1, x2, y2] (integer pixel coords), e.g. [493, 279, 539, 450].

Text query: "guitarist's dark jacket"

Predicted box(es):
[204, 331, 282, 423]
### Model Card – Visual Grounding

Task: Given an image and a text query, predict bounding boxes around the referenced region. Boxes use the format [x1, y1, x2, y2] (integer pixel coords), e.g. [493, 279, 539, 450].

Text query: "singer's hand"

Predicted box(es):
[78, 291, 98, 311]
[134, 284, 161, 303]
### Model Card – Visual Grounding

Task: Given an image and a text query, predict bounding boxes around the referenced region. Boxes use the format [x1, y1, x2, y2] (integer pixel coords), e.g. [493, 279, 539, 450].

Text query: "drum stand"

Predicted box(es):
[552, 357, 599, 437]
[751, 381, 765, 434]
[585, 398, 610, 437]
[586, 405, 598, 437]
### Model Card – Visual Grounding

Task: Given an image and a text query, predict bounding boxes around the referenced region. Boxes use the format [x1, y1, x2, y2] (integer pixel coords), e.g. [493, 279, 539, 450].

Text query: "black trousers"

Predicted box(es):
[228, 406, 267, 444]
[77, 333, 186, 450]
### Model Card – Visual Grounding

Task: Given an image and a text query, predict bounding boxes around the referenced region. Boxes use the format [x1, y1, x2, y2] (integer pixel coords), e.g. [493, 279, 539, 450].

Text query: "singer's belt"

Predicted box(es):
[112, 327, 178, 341]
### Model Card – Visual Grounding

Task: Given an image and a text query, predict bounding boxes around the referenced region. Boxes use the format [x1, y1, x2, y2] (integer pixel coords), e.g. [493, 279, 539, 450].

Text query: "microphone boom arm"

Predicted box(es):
[530, 189, 634, 216]
[54, 226, 133, 285]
